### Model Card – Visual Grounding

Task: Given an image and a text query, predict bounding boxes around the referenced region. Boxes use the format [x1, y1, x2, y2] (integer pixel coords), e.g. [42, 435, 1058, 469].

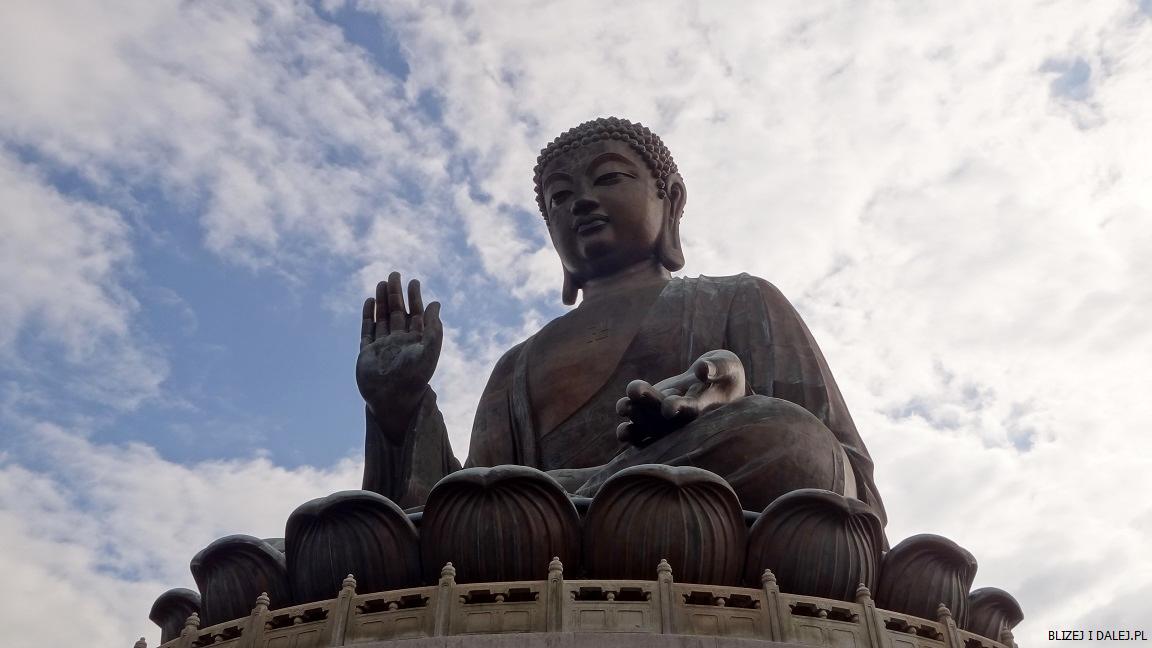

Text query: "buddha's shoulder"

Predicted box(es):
[680, 273, 788, 301]
[482, 338, 531, 388]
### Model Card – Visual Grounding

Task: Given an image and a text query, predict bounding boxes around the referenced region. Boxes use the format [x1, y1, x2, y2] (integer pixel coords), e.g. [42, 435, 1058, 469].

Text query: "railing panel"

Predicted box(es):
[347, 585, 437, 643]
[188, 619, 244, 648]
[672, 583, 766, 639]
[150, 576, 1007, 647]
[567, 579, 659, 633]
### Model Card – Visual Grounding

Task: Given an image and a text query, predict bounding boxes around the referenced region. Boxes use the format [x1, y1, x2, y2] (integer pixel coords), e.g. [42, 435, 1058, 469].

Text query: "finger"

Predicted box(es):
[361, 297, 376, 348]
[653, 367, 699, 393]
[423, 302, 443, 353]
[375, 281, 390, 335]
[693, 358, 718, 382]
[388, 272, 406, 332]
[616, 422, 634, 444]
[408, 280, 424, 333]
[626, 380, 663, 406]
[616, 396, 634, 417]
[408, 280, 423, 315]
[662, 395, 700, 420]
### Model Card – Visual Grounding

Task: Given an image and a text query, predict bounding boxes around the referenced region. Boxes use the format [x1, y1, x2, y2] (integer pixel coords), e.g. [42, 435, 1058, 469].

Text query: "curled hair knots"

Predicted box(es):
[533, 117, 680, 222]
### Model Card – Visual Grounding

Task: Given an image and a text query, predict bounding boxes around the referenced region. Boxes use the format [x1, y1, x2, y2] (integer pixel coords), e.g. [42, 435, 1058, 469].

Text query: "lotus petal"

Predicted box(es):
[585, 464, 746, 585]
[190, 534, 290, 625]
[421, 465, 580, 583]
[287, 490, 420, 603]
[876, 534, 977, 625]
[744, 489, 883, 599]
[148, 588, 201, 643]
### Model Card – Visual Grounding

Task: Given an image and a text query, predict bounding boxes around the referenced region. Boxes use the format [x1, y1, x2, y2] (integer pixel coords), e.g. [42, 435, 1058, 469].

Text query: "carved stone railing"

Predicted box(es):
[153, 560, 1015, 648]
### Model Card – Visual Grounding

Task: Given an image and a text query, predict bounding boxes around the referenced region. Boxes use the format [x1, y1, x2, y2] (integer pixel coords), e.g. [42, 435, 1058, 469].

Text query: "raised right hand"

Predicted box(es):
[356, 272, 443, 426]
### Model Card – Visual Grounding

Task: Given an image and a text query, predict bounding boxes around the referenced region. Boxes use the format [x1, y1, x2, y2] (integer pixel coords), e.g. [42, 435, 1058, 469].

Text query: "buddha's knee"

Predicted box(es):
[688, 395, 852, 511]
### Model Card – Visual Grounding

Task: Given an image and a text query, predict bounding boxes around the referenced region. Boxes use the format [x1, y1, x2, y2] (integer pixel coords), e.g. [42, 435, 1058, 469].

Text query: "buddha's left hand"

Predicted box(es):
[615, 349, 746, 446]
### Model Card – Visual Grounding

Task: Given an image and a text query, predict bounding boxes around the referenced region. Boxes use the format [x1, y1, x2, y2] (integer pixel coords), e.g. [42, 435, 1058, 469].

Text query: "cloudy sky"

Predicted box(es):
[2, 1, 1150, 646]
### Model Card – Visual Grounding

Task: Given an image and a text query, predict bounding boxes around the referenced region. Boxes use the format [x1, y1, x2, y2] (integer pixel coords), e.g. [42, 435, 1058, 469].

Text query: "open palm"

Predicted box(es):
[356, 272, 442, 433]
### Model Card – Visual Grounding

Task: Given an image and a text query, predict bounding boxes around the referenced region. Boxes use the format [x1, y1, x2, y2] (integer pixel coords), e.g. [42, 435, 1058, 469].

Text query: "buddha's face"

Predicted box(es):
[542, 140, 668, 283]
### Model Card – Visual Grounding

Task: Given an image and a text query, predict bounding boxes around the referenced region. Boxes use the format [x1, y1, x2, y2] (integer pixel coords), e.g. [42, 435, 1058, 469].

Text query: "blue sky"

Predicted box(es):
[2, 1, 1151, 646]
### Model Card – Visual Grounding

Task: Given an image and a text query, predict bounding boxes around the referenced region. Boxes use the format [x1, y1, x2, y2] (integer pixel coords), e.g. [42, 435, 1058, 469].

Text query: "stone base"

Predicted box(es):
[347, 634, 806, 648]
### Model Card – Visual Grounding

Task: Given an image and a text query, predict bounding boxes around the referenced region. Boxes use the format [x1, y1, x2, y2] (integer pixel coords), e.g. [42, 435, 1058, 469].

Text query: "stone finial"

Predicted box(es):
[856, 583, 873, 603]
[761, 569, 777, 586]
[182, 612, 200, 635]
[254, 592, 270, 610]
[341, 573, 357, 592]
[1000, 628, 1016, 647]
[548, 556, 564, 577]
[657, 558, 673, 580]
[440, 562, 457, 585]
[134, 638, 147, 648]
[937, 603, 953, 622]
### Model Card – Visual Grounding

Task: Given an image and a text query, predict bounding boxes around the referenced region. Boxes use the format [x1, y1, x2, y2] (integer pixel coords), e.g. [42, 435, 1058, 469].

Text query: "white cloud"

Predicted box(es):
[0, 423, 361, 647]
[0, 151, 167, 410]
[363, 1, 1152, 644]
[0, 0, 454, 272]
[2, 1, 1151, 646]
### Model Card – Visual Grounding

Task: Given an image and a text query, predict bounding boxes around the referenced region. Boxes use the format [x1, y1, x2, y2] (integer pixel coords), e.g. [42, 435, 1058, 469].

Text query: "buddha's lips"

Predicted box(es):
[574, 216, 609, 234]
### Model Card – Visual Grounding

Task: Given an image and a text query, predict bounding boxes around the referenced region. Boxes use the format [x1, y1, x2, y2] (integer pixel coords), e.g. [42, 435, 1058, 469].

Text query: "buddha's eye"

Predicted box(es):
[595, 171, 635, 185]
[549, 190, 572, 207]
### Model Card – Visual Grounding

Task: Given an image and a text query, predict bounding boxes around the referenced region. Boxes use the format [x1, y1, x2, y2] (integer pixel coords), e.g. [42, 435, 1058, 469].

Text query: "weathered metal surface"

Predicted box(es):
[147, 588, 200, 644]
[286, 489, 421, 603]
[876, 534, 978, 627]
[966, 587, 1024, 641]
[189, 534, 290, 626]
[420, 465, 581, 584]
[744, 489, 883, 600]
[584, 465, 746, 585]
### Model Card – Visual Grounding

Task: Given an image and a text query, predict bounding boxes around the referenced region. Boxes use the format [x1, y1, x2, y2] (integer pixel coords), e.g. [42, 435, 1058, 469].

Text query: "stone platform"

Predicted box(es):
[157, 561, 1013, 648]
[343, 634, 809, 648]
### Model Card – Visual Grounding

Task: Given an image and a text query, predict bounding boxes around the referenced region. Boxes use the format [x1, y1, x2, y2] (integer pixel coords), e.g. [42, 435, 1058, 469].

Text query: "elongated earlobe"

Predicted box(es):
[658, 179, 686, 272]
[562, 268, 579, 305]
[658, 216, 685, 272]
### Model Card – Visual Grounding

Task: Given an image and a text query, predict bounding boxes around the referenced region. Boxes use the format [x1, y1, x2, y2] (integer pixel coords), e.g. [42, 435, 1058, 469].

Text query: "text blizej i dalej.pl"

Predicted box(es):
[1049, 630, 1147, 641]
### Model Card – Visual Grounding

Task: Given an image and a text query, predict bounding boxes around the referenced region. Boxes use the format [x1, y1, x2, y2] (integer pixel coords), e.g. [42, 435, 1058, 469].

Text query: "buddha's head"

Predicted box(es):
[534, 117, 687, 304]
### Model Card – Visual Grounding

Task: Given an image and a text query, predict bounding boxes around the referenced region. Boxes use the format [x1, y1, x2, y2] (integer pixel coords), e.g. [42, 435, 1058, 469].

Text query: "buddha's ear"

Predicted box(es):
[665, 172, 687, 221]
[561, 267, 579, 305]
[658, 173, 687, 272]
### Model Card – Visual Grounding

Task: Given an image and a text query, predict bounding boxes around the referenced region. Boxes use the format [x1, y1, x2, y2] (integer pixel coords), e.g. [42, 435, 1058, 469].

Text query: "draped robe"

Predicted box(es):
[363, 273, 885, 526]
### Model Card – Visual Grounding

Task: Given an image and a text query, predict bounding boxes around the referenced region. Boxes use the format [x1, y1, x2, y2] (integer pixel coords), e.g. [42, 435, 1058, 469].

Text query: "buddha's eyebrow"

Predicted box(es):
[543, 171, 572, 188]
[587, 152, 638, 172]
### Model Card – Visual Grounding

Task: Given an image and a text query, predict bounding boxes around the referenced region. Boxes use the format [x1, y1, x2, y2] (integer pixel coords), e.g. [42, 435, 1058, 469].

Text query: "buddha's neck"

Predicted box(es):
[579, 258, 671, 303]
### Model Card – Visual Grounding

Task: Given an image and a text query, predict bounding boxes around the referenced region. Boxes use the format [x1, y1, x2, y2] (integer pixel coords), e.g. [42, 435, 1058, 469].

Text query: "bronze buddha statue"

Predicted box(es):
[354, 117, 885, 527]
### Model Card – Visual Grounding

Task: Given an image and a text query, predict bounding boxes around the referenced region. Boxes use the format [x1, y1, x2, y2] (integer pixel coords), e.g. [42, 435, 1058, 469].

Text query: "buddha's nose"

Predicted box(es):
[573, 196, 599, 215]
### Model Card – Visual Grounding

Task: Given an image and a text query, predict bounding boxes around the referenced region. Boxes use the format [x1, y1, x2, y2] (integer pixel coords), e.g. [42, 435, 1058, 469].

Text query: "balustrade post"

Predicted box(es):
[176, 613, 200, 648]
[328, 574, 358, 646]
[1000, 627, 1016, 648]
[432, 562, 457, 636]
[855, 584, 890, 648]
[133, 638, 147, 648]
[759, 570, 788, 642]
[238, 592, 270, 648]
[545, 557, 566, 632]
[656, 559, 675, 634]
[937, 603, 964, 648]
